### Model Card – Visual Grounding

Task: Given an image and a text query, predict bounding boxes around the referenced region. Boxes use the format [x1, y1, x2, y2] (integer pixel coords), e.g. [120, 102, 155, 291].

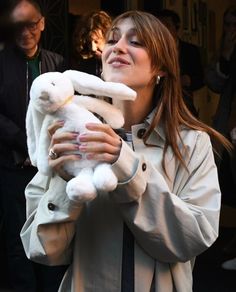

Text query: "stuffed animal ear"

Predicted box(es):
[26, 101, 43, 167]
[74, 95, 124, 129]
[26, 101, 52, 175]
[63, 70, 136, 101]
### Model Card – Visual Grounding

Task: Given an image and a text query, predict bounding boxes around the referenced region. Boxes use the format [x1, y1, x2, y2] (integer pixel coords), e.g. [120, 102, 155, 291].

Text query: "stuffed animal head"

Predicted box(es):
[29, 72, 75, 114]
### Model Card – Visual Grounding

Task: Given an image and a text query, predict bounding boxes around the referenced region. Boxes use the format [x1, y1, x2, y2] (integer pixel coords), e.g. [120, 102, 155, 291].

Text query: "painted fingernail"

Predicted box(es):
[86, 153, 94, 160]
[78, 134, 87, 142]
[79, 144, 87, 152]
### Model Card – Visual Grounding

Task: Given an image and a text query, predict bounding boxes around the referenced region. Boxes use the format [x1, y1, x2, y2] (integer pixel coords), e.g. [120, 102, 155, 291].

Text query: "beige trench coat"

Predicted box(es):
[21, 117, 221, 292]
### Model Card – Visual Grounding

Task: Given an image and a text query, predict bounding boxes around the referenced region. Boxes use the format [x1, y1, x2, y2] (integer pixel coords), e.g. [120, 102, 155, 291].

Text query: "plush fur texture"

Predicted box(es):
[26, 70, 136, 203]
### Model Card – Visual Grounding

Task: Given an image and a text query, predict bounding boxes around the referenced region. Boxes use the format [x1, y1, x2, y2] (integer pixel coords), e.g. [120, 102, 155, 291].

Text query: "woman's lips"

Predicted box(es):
[108, 57, 130, 68]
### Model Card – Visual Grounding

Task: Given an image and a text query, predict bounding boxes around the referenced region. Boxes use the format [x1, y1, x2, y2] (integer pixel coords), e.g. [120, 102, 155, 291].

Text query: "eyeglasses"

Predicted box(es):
[14, 17, 42, 33]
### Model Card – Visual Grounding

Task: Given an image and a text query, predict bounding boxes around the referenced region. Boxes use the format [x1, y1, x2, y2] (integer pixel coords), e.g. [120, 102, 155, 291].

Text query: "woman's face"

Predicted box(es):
[90, 29, 105, 58]
[102, 18, 155, 90]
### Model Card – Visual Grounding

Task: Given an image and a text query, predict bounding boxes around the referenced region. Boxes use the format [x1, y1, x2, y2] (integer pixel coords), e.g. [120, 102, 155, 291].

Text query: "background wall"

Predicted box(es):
[163, 0, 235, 125]
[69, 0, 100, 15]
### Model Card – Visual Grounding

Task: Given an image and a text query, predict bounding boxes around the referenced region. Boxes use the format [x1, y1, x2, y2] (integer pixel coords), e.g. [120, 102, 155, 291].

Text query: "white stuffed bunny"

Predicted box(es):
[26, 70, 136, 203]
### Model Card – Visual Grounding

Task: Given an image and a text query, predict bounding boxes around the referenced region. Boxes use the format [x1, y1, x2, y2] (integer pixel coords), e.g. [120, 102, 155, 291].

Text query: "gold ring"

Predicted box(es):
[48, 148, 58, 160]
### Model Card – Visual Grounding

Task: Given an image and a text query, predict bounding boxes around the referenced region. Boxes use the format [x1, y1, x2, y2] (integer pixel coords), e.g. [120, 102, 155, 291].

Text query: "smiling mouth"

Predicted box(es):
[108, 57, 130, 66]
[111, 61, 125, 65]
[109, 61, 130, 69]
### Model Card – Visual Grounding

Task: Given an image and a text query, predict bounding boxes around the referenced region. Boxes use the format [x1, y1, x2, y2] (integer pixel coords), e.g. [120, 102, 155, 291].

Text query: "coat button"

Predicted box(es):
[48, 202, 56, 211]
[142, 163, 147, 171]
[137, 128, 146, 138]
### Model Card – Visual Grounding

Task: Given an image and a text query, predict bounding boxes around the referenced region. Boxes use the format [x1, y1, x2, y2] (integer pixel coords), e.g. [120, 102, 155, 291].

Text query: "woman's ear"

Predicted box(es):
[158, 70, 166, 78]
[152, 70, 166, 85]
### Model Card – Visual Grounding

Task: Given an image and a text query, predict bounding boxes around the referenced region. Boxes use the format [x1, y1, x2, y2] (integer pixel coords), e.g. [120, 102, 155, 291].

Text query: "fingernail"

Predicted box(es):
[72, 133, 78, 139]
[78, 134, 86, 142]
[79, 144, 87, 152]
[86, 153, 94, 160]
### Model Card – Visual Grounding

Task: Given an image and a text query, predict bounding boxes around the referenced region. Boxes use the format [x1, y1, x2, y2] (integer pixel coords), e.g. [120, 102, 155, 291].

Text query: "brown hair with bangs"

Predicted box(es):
[73, 10, 112, 59]
[108, 11, 231, 173]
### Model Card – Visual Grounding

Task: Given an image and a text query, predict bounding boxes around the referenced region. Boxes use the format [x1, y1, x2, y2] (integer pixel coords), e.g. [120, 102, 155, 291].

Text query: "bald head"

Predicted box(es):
[11, 0, 42, 22]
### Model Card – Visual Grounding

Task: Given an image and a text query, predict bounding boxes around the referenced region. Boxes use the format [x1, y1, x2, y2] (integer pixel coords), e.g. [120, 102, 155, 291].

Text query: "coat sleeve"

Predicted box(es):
[110, 131, 221, 263]
[20, 172, 83, 266]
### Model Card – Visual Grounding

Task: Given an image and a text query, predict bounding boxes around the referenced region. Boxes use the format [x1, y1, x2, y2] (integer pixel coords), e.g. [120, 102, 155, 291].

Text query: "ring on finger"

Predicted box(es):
[48, 148, 58, 160]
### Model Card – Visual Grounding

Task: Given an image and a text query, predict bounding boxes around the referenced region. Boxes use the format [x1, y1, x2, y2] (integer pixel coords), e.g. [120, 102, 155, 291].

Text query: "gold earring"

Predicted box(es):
[156, 75, 161, 84]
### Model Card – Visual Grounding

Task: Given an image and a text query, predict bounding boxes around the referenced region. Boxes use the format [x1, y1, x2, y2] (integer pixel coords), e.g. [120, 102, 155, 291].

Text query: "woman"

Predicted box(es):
[70, 10, 112, 76]
[21, 11, 231, 291]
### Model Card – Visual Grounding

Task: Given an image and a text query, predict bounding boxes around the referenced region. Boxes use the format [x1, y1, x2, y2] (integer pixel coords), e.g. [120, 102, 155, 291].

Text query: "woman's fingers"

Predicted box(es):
[51, 132, 78, 146]
[79, 140, 120, 154]
[47, 121, 122, 173]
[85, 152, 120, 163]
[50, 141, 80, 156]
[47, 120, 81, 180]
[48, 153, 81, 181]
[47, 120, 65, 137]
[78, 123, 122, 163]
[80, 123, 121, 145]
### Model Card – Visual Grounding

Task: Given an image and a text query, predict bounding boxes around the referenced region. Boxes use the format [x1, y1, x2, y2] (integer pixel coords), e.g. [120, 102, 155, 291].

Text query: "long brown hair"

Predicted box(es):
[108, 11, 231, 172]
[73, 10, 112, 59]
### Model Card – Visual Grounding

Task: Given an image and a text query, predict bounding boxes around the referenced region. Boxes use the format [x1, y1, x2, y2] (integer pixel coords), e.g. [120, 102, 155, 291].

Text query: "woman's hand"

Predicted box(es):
[78, 123, 122, 164]
[47, 121, 122, 181]
[48, 120, 81, 181]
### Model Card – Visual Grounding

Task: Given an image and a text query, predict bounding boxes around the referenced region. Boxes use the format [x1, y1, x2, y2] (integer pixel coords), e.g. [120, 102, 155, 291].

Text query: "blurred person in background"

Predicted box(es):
[0, 0, 67, 290]
[205, 5, 236, 271]
[70, 10, 112, 77]
[156, 9, 204, 118]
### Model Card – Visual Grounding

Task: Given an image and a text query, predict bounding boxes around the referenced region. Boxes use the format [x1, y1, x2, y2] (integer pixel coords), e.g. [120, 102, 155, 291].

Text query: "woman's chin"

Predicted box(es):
[105, 75, 127, 84]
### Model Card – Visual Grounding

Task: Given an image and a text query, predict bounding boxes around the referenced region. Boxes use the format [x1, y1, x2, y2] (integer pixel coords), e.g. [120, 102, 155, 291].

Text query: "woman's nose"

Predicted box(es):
[91, 41, 97, 52]
[112, 37, 127, 54]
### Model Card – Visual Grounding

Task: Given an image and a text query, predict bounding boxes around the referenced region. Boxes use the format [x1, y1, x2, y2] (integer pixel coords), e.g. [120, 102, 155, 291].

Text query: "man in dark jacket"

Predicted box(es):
[0, 1, 67, 291]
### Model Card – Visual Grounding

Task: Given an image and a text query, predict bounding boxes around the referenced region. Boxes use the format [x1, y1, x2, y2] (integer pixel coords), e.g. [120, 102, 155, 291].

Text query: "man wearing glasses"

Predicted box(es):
[0, 0, 66, 291]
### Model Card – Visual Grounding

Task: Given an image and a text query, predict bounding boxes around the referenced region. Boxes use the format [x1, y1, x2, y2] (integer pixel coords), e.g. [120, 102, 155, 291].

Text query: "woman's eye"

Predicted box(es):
[130, 40, 142, 46]
[107, 39, 117, 44]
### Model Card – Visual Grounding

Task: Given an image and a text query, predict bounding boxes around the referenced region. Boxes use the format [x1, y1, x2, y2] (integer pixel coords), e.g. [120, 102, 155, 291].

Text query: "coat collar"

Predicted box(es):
[144, 109, 166, 146]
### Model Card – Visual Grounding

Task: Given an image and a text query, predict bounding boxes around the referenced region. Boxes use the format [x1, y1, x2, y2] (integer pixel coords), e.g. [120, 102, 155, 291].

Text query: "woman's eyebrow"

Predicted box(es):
[110, 27, 137, 34]
[110, 27, 120, 33]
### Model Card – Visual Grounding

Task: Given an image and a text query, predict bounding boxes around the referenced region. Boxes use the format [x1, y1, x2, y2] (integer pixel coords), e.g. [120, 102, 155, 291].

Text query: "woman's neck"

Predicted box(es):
[113, 88, 154, 131]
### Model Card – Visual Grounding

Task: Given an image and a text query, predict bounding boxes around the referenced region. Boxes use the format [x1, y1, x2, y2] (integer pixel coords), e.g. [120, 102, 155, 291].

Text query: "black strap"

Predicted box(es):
[121, 223, 134, 292]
